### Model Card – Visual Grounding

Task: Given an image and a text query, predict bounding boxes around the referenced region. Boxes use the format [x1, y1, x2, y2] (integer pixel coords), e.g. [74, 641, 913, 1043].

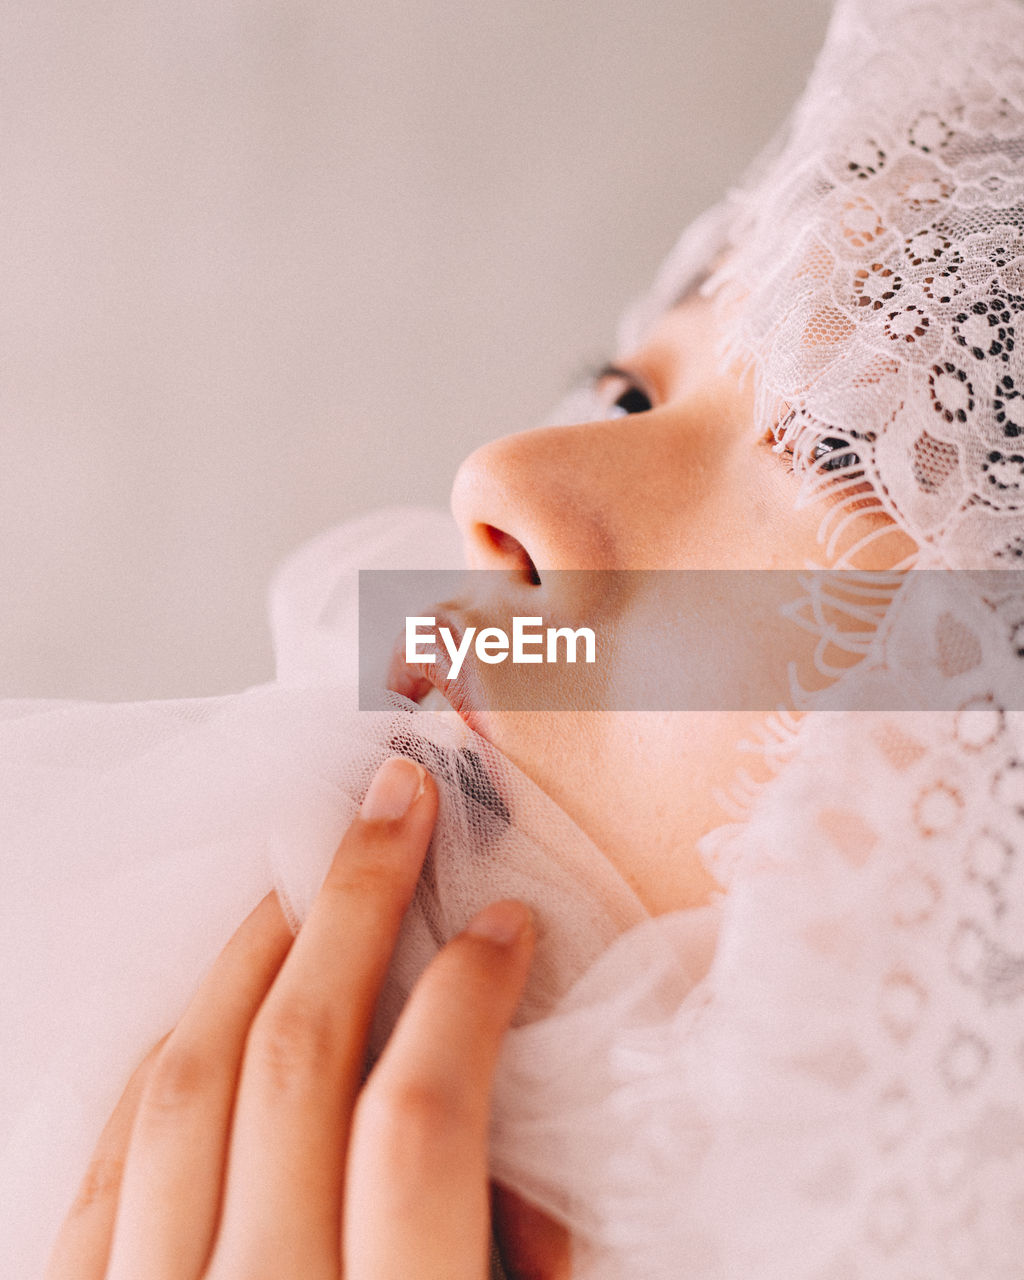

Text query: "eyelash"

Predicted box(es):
[806, 437, 863, 473]
[594, 364, 655, 418]
[772, 434, 863, 476]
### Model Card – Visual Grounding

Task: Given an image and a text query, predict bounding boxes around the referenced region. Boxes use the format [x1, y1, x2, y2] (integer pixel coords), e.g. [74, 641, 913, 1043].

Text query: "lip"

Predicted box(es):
[385, 609, 512, 831]
[386, 608, 492, 742]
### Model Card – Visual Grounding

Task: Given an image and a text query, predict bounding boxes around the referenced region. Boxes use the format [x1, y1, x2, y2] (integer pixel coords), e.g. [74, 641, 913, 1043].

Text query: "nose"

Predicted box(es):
[450, 422, 618, 578]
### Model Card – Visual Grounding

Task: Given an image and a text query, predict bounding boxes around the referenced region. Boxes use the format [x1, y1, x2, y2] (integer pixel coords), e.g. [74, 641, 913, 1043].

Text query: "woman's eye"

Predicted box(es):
[611, 384, 654, 416]
[812, 436, 862, 472]
[595, 364, 655, 418]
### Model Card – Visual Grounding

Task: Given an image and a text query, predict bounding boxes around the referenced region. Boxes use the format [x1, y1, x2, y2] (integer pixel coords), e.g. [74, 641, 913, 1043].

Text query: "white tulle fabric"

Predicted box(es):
[5, 1, 1024, 1277]
[0, 509, 650, 1277]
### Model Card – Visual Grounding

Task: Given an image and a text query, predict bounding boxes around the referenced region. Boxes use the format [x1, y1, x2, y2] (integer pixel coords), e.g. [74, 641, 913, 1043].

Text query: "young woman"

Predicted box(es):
[5, 0, 1024, 1275]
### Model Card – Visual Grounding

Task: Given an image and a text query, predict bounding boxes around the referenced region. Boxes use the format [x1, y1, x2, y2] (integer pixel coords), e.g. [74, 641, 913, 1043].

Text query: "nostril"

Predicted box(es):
[481, 524, 541, 585]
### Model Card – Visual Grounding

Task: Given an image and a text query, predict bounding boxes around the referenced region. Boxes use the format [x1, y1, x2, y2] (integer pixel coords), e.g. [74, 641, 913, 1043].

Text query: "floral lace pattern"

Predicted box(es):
[711, 0, 1024, 570]
[705, 3, 1024, 1270]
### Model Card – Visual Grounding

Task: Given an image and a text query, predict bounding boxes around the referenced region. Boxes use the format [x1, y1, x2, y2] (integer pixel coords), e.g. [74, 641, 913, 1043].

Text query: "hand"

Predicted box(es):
[47, 756, 569, 1280]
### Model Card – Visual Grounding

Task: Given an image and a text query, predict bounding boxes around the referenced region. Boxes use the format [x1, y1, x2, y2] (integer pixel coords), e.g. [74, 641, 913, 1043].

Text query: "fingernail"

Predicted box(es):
[465, 899, 532, 946]
[360, 757, 426, 822]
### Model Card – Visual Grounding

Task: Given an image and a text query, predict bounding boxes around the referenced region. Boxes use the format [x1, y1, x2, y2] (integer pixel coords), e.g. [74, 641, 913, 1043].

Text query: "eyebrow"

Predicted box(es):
[669, 263, 714, 309]
[595, 362, 634, 382]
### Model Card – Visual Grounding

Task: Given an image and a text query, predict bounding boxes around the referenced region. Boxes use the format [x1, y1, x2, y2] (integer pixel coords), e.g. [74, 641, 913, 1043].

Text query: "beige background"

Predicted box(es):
[1, 0, 831, 699]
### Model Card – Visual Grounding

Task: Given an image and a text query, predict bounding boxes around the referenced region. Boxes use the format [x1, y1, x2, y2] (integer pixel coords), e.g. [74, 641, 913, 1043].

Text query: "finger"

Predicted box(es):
[345, 898, 534, 1280]
[492, 1183, 573, 1280]
[45, 1039, 164, 1280]
[104, 893, 293, 1280]
[208, 757, 437, 1279]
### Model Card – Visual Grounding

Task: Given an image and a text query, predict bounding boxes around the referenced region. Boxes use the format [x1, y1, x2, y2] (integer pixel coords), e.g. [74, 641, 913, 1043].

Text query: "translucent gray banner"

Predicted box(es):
[358, 569, 1024, 712]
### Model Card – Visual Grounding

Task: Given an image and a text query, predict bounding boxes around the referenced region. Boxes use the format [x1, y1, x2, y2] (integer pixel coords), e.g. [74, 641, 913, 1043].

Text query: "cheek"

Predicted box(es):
[483, 707, 745, 913]
[632, 425, 804, 569]
[716, 455, 832, 569]
[628, 461, 762, 568]
[570, 712, 765, 912]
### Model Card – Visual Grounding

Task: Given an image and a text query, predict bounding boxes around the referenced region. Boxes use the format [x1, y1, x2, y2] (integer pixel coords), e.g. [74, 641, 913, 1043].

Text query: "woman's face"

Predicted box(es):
[437, 291, 910, 913]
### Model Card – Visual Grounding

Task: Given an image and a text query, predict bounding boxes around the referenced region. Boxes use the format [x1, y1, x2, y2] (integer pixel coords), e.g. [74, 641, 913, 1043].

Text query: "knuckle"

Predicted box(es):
[323, 854, 406, 910]
[70, 1155, 124, 1218]
[428, 939, 513, 1026]
[142, 1042, 218, 1115]
[360, 1076, 468, 1146]
[248, 998, 341, 1089]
